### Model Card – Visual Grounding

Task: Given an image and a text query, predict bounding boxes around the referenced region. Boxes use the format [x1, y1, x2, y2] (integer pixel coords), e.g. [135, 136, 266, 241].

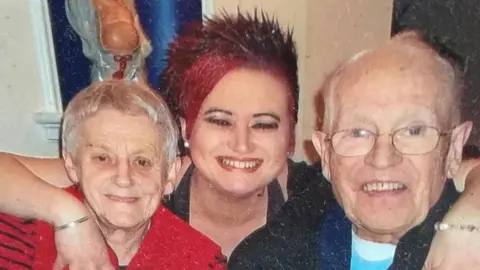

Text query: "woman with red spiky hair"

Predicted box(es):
[160, 10, 310, 256]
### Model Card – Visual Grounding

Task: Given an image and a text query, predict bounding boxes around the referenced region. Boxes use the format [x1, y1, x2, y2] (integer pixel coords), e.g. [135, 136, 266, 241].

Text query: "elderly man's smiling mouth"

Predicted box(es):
[361, 181, 407, 196]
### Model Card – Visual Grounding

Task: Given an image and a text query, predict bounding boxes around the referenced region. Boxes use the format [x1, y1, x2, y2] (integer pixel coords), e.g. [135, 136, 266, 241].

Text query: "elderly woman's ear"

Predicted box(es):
[62, 148, 79, 185]
[164, 156, 182, 195]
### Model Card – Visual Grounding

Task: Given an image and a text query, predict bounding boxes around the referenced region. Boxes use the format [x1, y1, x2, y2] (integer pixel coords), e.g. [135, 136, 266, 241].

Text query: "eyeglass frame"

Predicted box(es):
[324, 125, 451, 157]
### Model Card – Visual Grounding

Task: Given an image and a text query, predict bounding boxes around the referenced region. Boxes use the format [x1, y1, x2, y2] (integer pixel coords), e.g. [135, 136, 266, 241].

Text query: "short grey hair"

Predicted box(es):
[321, 30, 463, 132]
[62, 80, 179, 167]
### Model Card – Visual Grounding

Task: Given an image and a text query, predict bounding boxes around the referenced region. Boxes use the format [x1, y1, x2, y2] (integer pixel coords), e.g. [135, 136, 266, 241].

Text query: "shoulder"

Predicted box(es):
[148, 206, 227, 268]
[287, 159, 326, 197]
[63, 185, 83, 198]
[284, 160, 334, 225]
[150, 206, 215, 248]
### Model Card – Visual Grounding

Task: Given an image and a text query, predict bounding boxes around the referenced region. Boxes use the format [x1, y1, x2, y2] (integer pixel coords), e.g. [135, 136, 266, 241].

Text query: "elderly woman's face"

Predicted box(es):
[68, 108, 165, 229]
[187, 68, 292, 196]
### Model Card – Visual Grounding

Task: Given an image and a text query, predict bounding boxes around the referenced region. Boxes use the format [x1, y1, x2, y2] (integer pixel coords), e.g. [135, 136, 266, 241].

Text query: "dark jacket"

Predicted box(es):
[228, 166, 333, 269]
[229, 180, 460, 270]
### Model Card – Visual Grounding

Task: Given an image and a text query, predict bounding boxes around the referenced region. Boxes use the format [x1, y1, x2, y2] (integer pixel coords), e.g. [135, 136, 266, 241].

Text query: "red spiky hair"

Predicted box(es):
[161, 9, 299, 137]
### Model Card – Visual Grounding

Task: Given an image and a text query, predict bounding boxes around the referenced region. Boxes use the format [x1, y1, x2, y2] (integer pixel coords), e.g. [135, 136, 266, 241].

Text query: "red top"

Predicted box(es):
[0, 187, 226, 270]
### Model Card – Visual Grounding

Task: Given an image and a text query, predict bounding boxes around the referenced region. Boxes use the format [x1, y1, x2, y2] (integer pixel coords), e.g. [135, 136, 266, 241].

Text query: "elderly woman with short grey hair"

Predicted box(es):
[0, 80, 225, 269]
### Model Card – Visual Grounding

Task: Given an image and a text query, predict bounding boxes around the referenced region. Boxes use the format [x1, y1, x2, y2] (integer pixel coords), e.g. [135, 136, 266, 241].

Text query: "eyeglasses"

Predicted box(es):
[325, 125, 449, 157]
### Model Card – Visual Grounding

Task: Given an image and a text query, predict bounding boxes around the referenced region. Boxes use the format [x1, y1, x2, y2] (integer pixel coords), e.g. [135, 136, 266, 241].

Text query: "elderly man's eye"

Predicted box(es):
[349, 128, 370, 138]
[404, 126, 425, 136]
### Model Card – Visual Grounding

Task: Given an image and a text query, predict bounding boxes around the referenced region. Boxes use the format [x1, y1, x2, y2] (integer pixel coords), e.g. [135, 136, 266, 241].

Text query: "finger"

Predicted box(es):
[423, 257, 432, 270]
[101, 265, 116, 270]
[53, 256, 65, 270]
[98, 258, 115, 270]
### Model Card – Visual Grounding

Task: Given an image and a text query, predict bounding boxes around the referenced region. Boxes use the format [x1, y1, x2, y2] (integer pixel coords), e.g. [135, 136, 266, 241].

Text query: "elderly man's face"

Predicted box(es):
[64, 108, 172, 230]
[313, 48, 471, 242]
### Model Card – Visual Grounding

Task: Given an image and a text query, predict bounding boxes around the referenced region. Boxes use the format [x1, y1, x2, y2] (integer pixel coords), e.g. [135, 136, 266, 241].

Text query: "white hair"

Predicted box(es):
[62, 80, 179, 167]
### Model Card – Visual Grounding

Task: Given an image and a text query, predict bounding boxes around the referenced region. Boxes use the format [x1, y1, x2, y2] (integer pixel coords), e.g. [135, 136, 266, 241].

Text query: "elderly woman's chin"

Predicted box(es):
[88, 200, 156, 230]
[97, 210, 151, 229]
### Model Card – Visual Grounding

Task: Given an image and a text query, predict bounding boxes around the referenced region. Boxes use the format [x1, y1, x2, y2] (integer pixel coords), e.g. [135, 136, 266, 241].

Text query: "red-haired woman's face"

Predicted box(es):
[186, 68, 292, 197]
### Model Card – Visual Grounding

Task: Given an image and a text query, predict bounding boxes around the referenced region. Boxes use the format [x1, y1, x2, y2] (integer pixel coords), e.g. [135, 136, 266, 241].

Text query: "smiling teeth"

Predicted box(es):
[362, 182, 406, 192]
[220, 158, 260, 169]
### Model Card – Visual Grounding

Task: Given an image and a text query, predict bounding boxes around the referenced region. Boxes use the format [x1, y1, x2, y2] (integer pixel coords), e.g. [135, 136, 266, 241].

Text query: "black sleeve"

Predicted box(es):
[463, 144, 480, 160]
[229, 162, 334, 269]
[286, 159, 328, 198]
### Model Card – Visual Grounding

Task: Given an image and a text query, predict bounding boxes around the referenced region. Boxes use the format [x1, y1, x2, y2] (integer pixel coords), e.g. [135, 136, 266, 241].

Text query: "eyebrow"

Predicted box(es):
[339, 108, 437, 129]
[253, 112, 281, 122]
[87, 143, 158, 156]
[203, 108, 281, 122]
[203, 108, 232, 116]
[87, 143, 110, 151]
[338, 114, 376, 127]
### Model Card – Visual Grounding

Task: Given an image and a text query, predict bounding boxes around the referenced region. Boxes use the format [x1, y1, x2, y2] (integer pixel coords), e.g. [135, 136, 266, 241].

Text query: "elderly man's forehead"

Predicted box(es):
[329, 42, 454, 124]
[345, 42, 440, 78]
[334, 41, 449, 99]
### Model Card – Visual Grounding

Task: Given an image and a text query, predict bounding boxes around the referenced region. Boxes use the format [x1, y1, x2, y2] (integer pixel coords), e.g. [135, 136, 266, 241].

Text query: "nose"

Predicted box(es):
[114, 158, 133, 187]
[228, 125, 254, 154]
[364, 134, 402, 169]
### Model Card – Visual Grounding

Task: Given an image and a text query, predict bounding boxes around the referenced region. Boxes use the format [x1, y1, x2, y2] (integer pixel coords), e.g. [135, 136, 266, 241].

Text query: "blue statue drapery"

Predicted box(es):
[47, 0, 202, 107]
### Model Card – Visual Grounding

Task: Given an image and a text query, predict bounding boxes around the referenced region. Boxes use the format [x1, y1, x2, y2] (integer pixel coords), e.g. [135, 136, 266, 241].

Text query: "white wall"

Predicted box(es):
[0, 0, 62, 157]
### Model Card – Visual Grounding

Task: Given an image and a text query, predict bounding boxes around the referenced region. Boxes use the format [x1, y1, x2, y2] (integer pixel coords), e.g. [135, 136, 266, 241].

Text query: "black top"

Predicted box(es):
[163, 159, 332, 265]
[228, 164, 334, 269]
[163, 160, 322, 223]
[228, 180, 460, 269]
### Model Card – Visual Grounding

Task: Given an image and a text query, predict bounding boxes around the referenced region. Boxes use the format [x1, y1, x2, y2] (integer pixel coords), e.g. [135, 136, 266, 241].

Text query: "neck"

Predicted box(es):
[354, 226, 404, 245]
[190, 170, 268, 227]
[89, 208, 150, 265]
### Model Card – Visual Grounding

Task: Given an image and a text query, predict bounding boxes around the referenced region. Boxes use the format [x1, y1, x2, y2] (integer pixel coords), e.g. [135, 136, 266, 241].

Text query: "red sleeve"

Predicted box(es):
[0, 214, 36, 270]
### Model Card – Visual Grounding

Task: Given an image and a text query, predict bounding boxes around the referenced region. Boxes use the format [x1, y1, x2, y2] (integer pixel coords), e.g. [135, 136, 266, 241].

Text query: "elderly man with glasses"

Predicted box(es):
[229, 31, 480, 269]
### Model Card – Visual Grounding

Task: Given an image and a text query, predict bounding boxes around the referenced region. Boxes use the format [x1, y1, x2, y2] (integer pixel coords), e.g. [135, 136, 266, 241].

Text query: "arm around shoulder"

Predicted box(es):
[0, 152, 87, 226]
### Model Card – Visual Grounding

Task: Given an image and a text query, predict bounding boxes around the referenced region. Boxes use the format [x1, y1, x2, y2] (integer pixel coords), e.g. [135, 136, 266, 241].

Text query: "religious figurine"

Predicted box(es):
[65, 0, 152, 82]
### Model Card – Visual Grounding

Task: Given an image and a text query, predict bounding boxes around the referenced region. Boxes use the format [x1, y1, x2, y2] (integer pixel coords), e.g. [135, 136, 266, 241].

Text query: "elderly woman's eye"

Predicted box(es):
[93, 155, 109, 163]
[135, 157, 152, 168]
